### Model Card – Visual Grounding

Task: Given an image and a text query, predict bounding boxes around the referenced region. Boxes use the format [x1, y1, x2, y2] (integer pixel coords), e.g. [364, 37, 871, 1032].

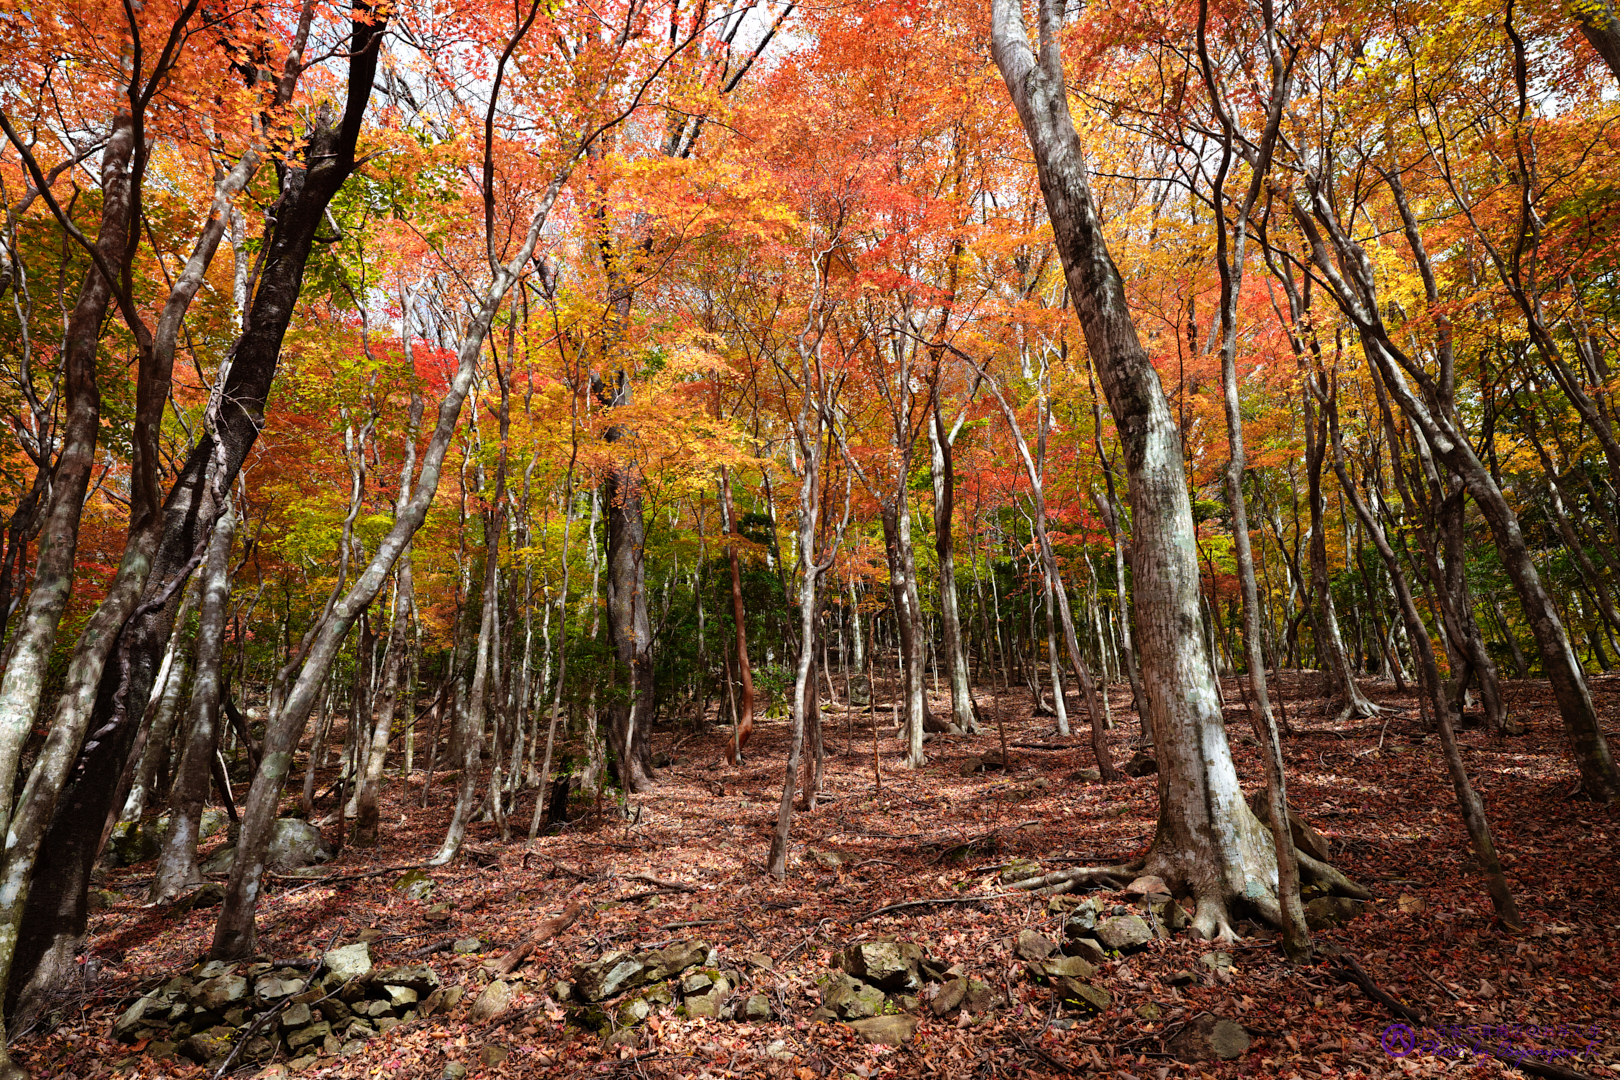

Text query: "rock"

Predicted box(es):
[256, 975, 304, 1000]
[280, 1003, 313, 1028]
[1502, 717, 1527, 736]
[469, 980, 514, 1023]
[1169, 1014, 1251, 1062]
[602, 1027, 639, 1052]
[452, 937, 482, 954]
[743, 952, 774, 970]
[817, 973, 885, 1020]
[684, 986, 728, 1019]
[1200, 951, 1234, 971]
[346, 1018, 376, 1039]
[442, 1064, 468, 1080]
[849, 1014, 918, 1045]
[963, 978, 998, 1013]
[1014, 930, 1055, 961]
[681, 972, 714, 996]
[88, 889, 121, 911]
[1031, 955, 1095, 981]
[188, 975, 249, 1012]
[420, 985, 464, 1017]
[268, 818, 336, 870]
[1063, 898, 1099, 933]
[834, 941, 924, 991]
[287, 1021, 332, 1051]
[479, 1045, 509, 1067]
[1304, 895, 1367, 930]
[639, 940, 710, 983]
[741, 994, 772, 1020]
[1094, 914, 1154, 952]
[999, 858, 1041, 884]
[1052, 977, 1110, 1014]
[572, 952, 647, 1003]
[201, 820, 334, 876]
[764, 1039, 794, 1060]
[198, 807, 228, 840]
[179, 1030, 234, 1065]
[1123, 751, 1158, 777]
[1067, 767, 1102, 782]
[809, 849, 843, 869]
[918, 956, 955, 984]
[424, 902, 452, 923]
[322, 943, 373, 983]
[848, 674, 872, 707]
[183, 883, 226, 911]
[931, 978, 967, 1016]
[104, 818, 165, 868]
[198, 960, 236, 980]
[1124, 875, 1171, 902]
[1247, 790, 1332, 862]
[383, 985, 419, 1008]
[112, 992, 162, 1039]
[148, 1041, 178, 1060]
[394, 869, 435, 901]
[369, 965, 440, 995]
[1136, 1002, 1162, 1020]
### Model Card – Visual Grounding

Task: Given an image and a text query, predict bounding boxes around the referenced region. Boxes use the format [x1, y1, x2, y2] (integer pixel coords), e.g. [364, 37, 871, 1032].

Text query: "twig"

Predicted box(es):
[1324, 952, 1424, 1024]
[850, 895, 1005, 924]
[490, 903, 582, 976]
[656, 919, 723, 931]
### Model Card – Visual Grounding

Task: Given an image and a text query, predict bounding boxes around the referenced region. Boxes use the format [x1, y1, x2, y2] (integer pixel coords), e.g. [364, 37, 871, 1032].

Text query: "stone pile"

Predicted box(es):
[557, 939, 776, 1049]
[813, 941, 996, 1045]
[111, 942, 453, 1070]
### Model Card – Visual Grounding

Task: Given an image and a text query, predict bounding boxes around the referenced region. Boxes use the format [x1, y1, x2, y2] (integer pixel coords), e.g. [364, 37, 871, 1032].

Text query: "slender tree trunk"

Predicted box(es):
[148, 506, 237, 903]
[929, 404, 979, 733]
[119, 576, 202, 823]
[720, 468, 756, 763]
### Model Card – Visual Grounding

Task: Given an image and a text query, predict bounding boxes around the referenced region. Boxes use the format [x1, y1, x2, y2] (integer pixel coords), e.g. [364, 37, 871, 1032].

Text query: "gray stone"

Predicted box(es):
[931, 978, 966, 1016]
[572, 952, 647, 1002]
[1063, 937, 1108, 966]
[104, 818, 164, 868]
[848, 674, 871, 707]
[1095, 914, 1154, 952]
[1136, 1002, 1162, 1020]
[1170, 1014, 1251, 1062]
[395, 870, 435, 901]
[850, 1014, 918, 1045]
[681, 971, 714, 996]
[369, 965, 440, 995]
[1200, 951, 1234, 971]
[834, 941, 924, 991]
[963, 978, 998, 1013]
[1052, 977, 1109, 1014]
[287, 1021, 331, 1051]
[256, 975, 304, 1000]
[322, 943, 373, 983]
[1125, 875, 1171, 902]
[383, 984, 419, 1007]
[1063, 899, 1099, 933]
[188, 975, 249, 1012]
[684, 987, 727, 1019]
[639, 940, 710, 983]
[441, 1064, 467, 1080]
[743, 952, 774, 970]
[340, 1039, 368, 1056]
[112, 991, 161, 1039]
[468, 979, 513, 1022]
[741, 994, 772, 1020]
[452, 937, 482, 954]
[346, 1019, 375, 1039]
[1068, 767, 1102, 782]
[179, 1030, 234, 1065]
[197, 960, 236, 980]
[420, 985, 464, 1017]
[809, 849, 843, 869]
[479, 1045, 509, 1067]
[1031, 954, 1096, 981]
[200, 819, 335, 876]
[280, 1003, 312, 1028]
[1123, 751, 1158, 777]
[1304, 895, 1367, 930]
[1015, 930, 1055, 961]
[198, 807, 228, 841]
[148, 1041, 178, 1060]
[817, 973, 885, 1020]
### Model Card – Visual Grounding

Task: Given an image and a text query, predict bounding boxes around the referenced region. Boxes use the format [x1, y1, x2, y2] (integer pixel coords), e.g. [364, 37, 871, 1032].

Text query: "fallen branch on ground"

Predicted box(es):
[490, 902, 583, 976]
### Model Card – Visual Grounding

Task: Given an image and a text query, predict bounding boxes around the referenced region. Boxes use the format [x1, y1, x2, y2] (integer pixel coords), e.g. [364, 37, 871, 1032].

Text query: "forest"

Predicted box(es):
[0, 0, 1618, 1076]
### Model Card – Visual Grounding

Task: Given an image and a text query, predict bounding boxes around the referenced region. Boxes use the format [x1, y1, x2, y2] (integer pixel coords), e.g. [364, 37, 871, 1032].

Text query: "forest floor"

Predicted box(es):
[22, 670, 1620, 1080]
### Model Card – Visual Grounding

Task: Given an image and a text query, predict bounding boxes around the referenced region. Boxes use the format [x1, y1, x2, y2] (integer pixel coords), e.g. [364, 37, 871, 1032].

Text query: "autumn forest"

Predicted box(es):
[0, 0, 1618, 1076]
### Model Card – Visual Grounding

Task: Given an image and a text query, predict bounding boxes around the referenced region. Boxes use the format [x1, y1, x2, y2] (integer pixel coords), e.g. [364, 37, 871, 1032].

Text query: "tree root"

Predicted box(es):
[1001, 861, 1143, 893]
[1296, 849, 1373, 900]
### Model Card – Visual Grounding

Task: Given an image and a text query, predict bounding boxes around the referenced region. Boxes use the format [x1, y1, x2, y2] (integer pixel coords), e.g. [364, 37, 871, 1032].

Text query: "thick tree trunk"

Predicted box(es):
[147, 506, 237, 903]
[603, 428, 655, 794]
[990, 0, 1339, 936]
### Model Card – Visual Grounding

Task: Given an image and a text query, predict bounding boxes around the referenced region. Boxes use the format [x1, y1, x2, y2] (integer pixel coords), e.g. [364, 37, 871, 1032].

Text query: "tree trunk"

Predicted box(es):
[147, 505, 237, 903]
[119, 576, 201, 824]
[720, 468, 756, 763]
[880, 503, 933, 768]
[929, 402, 979, 733]
[602, 378, 656, 795]
[990, 0, 1348, 936]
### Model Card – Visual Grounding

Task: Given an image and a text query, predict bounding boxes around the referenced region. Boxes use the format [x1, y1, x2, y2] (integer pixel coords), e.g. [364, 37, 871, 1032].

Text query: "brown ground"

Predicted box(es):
[22, 670, 1620, 1079]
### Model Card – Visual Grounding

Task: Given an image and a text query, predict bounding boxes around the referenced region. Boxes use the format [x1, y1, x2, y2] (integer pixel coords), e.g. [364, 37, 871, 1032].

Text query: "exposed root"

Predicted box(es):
[1001, 861, 1142, 893]
[1296, 849, 1373, 900]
